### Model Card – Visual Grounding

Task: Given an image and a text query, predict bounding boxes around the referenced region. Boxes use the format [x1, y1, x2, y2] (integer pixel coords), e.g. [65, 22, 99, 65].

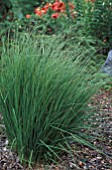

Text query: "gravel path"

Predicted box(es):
[0, 90, 112, 170]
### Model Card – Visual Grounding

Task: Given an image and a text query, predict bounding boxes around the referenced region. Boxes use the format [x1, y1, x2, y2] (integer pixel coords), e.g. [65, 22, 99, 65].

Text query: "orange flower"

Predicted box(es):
[42, 3, 52, 11]
[41, 9, 47, 14]
[34, 8, 44, 17]
[52, 1, 66, 12]
[34, 8, 40, 13]
[51, 13, 60, 19]
[58, 1, 66, 10]
[34, 1, 76, 19]
[51, 2, 60, 11]
[26, 14, 31, 19]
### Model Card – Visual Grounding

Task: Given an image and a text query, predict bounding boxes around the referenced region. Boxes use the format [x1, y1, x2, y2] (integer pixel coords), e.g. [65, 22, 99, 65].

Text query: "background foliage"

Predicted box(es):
[1, 0, 111, 48]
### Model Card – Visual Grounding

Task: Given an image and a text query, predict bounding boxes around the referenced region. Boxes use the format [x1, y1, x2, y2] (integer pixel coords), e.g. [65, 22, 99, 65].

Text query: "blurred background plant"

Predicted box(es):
[0, 0, 13, 21]
[0, 0, 111, 50]
[77, 0, 112, 52]
[1, 0, 111, 73]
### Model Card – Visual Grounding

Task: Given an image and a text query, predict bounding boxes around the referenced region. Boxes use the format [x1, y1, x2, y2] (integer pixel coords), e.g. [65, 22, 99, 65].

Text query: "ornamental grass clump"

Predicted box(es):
[0, 34, 106, 164]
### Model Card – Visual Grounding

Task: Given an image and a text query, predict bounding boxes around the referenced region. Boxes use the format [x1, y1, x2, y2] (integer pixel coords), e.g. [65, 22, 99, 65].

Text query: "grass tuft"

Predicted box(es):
[0, 34, 107, 164]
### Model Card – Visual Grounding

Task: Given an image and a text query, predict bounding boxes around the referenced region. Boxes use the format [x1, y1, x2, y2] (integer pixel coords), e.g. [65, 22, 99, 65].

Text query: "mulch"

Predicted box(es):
[0, 90, 112, 170]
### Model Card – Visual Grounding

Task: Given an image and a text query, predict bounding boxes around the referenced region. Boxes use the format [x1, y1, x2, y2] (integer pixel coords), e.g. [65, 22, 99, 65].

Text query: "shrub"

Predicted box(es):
[23, 0, 76, 35]
[10, 0, 40, 17]
[83, 0, 112, 48]
[0, 34, 107, 164]
[0, 0, 13, 21]
[0, 1, 77, 39]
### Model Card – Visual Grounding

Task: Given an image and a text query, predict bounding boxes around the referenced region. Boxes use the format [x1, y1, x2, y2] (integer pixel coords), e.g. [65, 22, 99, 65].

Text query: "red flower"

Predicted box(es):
[26, 14, 31, 19]
[51, 1, 66, 12]
[34, 3, 53, 17]
[42, 3, 52, 11]
[41, 9, 47, 14]
[51, 13, 60, 19]
[34, 0, 76, 19]
[34, 8, 45, 17]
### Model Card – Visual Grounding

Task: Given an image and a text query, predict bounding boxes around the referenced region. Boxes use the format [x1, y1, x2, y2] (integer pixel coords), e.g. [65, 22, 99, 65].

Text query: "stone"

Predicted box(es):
[101, 49, 112, 76]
